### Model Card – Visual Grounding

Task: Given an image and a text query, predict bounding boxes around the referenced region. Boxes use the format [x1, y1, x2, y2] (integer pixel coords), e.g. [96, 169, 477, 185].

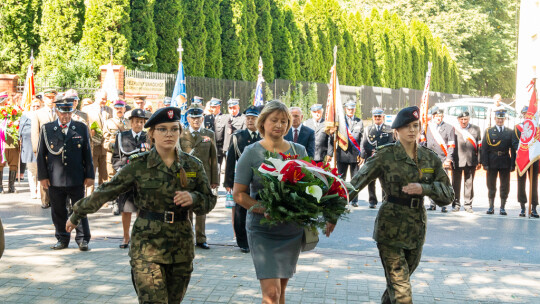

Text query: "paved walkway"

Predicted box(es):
[1, 177, 540, 303]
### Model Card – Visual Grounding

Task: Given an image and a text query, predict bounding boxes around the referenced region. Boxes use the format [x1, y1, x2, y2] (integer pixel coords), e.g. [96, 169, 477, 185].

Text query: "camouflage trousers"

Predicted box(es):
[131, 259, 193, 304]
[377, 243, 422, 304]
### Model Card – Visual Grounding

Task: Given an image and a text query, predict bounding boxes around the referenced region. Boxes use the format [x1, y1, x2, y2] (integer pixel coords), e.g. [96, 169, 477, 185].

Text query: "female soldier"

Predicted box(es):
[350, 106, 454, 304]
[66, 107, 216, 303]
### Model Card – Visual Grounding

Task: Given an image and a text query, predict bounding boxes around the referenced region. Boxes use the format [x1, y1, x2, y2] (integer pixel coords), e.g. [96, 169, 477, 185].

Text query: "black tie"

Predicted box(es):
[135, 134, 139, 142]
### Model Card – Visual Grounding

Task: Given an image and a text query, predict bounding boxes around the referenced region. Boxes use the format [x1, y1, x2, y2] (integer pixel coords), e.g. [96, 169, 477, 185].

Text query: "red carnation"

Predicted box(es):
[11, 108, 17, 116]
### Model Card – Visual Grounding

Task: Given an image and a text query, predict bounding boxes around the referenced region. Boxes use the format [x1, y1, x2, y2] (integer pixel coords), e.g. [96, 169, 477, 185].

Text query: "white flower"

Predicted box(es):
[267, 157, 287, 172]
[305, 185, 323, 202]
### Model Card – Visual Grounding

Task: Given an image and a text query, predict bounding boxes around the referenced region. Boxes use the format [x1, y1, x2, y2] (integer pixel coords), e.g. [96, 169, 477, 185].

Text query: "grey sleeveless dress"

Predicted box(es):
[234, 142, 307, 279]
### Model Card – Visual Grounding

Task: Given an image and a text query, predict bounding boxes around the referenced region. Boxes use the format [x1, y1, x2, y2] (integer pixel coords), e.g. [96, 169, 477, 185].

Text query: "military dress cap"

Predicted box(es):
[310, 104, 323, 111]
[391, 106, 420, 129]
[129, 108, 147, 120]
[372, 107, 384, 116]
[227, 98, 240, 107]
[144, 106, 181, 128]
[187, 106, 204, 118]
[209, 97, 222, 106]
[35, 92, 43, 100]
[191, 96, 204, 105]
[244, 105, 260, 117]
[431, 107, 444, 115]
[457, 111, 470, 118]
[113, 100, 126, 108]
[64, 89, 79, 100]
[495, 109, 507, 118]
[163, 97, 172, 106]
[344, 100, 356, 109]
[54, 93, 75, 113]
[521, 106, 529, 114]
[43, 88, 58, 96]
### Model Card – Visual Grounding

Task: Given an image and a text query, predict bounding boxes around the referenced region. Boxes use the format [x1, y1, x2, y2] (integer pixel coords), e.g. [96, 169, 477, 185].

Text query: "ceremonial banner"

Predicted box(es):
[102, 63, 119, 104]
[21, 59, 35, 111]
[171, 39, 188, 126]
[253, 57, 264, 107]
[516, 79, 540, 176]
[419, 62, 433, 142]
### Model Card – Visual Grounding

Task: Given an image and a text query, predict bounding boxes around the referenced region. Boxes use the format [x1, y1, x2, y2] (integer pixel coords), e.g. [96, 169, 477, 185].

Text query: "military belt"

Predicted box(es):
[495, 151, 507, 156]
[387, 195, 423, 208]
[138, 209, 188, 223]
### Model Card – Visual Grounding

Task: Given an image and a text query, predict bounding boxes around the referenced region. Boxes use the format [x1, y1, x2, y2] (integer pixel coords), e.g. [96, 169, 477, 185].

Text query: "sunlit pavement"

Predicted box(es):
[1, 169, 539, 303]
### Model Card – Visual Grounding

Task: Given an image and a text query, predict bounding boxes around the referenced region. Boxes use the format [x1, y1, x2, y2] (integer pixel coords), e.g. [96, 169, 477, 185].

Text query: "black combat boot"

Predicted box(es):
[519, 203, 526, 217]
[532, 206, 539, 218]
[486, 199, 495, 214]
[499, 200, 507, 215]
[7, 171, 16, 193]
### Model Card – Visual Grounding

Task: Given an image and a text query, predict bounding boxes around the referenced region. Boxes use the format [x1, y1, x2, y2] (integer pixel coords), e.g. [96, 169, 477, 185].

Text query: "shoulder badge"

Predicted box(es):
[376, 142, 395, 151]
[129, 151, 150, 162]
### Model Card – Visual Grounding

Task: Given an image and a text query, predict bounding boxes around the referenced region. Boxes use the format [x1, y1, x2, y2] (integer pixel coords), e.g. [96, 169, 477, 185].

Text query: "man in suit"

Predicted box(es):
[36, 94, 94, 251]
[179, 106, 219, 249]
[512, 106, 539, 218]
[224, 106, 261, 253]
[284, 107, 315, 158]
[481, 109, 516, 215]
[65, 89, 88, 125]
[360, 108, 394, 208]
[424, 107, 455, 212]
[223, 99, 246, 170]
[31, 89, 58, 208]
[452, 111, 482, 213]
[329, 100, 364, 207]
[303, 104, 331, 163]
[83, 89, 112, 192]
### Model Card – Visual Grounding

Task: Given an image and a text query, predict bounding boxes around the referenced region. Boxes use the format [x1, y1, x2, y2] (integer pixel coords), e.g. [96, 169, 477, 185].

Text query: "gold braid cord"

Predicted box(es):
[485, 128, 501, 147]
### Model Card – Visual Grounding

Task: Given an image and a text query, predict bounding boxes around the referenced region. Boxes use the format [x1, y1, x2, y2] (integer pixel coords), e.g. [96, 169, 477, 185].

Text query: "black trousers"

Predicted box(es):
[452, 166, 476, 208]
[234, 205, 249, 248]
[486, 168, 511, 201]
[49, 185, 91, 245]
[517, 162, 539, 206]
[368, 180, 386, 205]
[337, 162, 359, 202]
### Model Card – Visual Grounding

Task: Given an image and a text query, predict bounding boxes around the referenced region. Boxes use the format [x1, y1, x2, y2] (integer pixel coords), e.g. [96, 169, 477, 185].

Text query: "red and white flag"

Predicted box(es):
[21, 57, 35, 111]
[419, 62, 433, 142]
[516, 79, 540, 176]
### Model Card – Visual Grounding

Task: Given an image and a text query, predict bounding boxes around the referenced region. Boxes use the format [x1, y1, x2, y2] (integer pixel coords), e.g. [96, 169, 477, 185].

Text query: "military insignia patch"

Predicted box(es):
[186, 172, 196, 178]
[421, 168, 434, 173]
[413, 110, 419, 118]
[168, 110, 174, 119]
[202, 136, 211, 142]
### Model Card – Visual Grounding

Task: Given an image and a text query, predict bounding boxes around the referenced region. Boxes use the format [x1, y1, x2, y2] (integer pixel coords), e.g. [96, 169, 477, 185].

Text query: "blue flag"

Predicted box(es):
[253, 57, 264, 107]
[171, 56, 188, 127]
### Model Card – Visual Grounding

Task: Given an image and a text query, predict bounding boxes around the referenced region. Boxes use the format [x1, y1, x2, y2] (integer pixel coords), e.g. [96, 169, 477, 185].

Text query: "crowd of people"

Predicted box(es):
[0, 88, 537, 303]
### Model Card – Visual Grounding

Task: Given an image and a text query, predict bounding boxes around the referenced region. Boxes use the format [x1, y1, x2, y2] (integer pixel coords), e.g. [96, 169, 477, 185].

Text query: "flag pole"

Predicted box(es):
[332, 46, 338, 169]
[529, 73, 537, 218]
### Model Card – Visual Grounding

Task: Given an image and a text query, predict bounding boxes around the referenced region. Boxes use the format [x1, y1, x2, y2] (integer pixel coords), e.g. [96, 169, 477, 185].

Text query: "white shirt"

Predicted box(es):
[292, 125, 302, 135]
[131, 130, 142, 139]
[189, 126, 202, 134]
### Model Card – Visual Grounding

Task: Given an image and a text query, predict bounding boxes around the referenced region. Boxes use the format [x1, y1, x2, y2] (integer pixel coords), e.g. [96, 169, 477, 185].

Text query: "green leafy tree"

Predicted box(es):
[154, 0, 183, 73]
[204, 0, 223, 78]
[81, 0, 132, 66]
[182, 0, 207, 76]
[0, 0, 41, 74]
[130, 0, 157, 71]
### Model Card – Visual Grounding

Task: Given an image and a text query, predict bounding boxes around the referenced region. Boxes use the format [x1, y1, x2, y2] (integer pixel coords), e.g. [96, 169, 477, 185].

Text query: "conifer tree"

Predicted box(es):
[130, 0, 157, 71]
[154, 0, 182, 73]
[254, 0, 273, 82]
[204, 0, 223, 78]
[182, 0, 207, 76]
[220, 0, 247, 79]
[244, 0, 259, 81]
[270, 0, 294, 80]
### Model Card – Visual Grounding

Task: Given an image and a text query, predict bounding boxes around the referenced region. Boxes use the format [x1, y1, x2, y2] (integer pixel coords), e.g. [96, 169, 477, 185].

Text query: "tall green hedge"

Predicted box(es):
[153, 0, 183, 73]
[130, 0, 157, 71]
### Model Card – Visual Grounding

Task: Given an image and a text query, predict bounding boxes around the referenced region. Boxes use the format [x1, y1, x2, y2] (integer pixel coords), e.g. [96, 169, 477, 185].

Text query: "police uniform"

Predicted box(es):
[424, 108, 455, 212]
[481, 110, 516, 215]
[360, 108, 395, 208]
[512, 106, 539, 218]
[452, 112, 482, 212]
[191, 96, 204, 107]
[223, 106, 261, 251]
[303, 104, 331, 162]
[103, 100, 130, 180]
[328, 101, 363, 205]
[350, 106, 454, 304]
[70, 107, 217, 303]
[37, 95, 94, 250]
[179, 106, 219, 249]
[203, 98, 221, 131]
[223, 99, 246, 164]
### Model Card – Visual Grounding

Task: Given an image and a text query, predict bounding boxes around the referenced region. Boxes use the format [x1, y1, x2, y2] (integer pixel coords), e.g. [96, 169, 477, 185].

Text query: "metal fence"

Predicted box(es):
[18, 70, 471, 120]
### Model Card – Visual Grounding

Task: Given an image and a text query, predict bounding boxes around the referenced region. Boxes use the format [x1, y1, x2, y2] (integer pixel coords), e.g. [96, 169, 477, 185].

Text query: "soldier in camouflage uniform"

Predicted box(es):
[350, 106, 454, 304]
[67, 107, 217, 303]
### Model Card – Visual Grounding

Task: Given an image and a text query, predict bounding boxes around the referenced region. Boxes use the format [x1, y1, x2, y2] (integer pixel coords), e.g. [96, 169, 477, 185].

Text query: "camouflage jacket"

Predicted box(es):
[350, 141, 454, 249]
[70, 148, 217, 264]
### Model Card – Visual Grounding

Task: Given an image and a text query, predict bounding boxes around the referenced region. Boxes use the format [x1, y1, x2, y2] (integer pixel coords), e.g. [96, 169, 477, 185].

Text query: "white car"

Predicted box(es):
[433, 98, 520, 135]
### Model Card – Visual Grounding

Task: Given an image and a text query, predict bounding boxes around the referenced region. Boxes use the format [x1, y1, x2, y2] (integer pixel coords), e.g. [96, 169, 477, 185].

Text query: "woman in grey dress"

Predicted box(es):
[233, 100, 337, 304]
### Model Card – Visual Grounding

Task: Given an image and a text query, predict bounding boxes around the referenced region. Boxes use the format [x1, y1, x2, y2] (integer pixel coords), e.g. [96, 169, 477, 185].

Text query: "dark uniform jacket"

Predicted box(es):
[179, 128, 219, 185]
[452, 124, 481, 168]
[328, 116, 364, 163]
[204, 114, 215, 131]
[70, 148, 217, 264]
[360, 123, 394, 159]
[481, 125, 515, 170]
[303, 118, 331, 161]
[350, 142, 454, 249]
[424, 121, 455, 162]
[36, 120, 95, 187]
[223, 114, 246, 154]
[223, 129, 261, 188]
[111, 130, 147, 171]
[284, 125, 316, 158]
[212, 113, 227, 153]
